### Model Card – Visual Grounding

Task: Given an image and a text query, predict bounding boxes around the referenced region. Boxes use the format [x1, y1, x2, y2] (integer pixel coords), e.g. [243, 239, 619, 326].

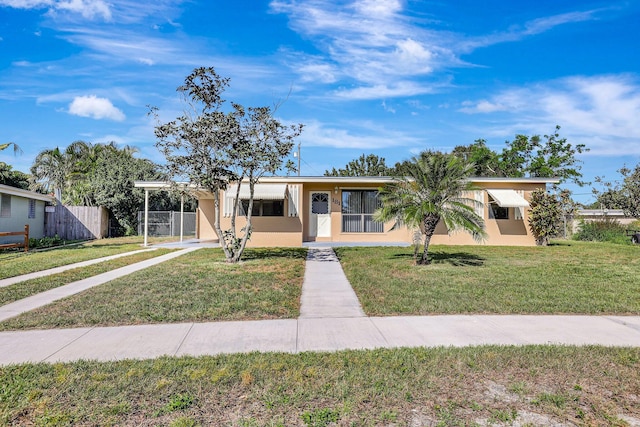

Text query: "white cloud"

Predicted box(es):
[68, 95, 125, 121]
[334, 81, 438, 100]
[0, 0, 111, 20]
[271, 1, 610, 100]
[458, 75, 640, 156]
[56, 0, 111, 20]
[270, 0, 452, 98]
[297, 119, 419, 149]
[0, 0, 53, 7]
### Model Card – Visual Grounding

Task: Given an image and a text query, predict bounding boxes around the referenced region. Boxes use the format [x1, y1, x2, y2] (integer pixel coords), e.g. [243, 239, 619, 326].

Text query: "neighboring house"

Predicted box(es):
[573, 209, 637, 233]
[0, 184, 54, 244]
[137, 176, 558, 247]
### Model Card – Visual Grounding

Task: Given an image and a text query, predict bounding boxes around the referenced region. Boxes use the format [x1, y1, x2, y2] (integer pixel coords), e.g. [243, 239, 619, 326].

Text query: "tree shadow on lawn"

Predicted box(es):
[393, 251, 485, 267]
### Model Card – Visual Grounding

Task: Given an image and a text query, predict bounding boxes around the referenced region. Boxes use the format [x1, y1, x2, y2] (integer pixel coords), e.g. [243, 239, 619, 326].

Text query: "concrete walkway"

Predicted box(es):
[0, 248, 158, 288]
[0, 247, 200, 323]
[0, 245, 639, 365]
[299, 247, 365, 318]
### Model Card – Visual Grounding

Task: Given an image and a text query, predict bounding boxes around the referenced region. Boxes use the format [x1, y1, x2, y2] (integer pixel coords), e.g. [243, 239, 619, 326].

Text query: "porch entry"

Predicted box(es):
[309, 191, 331, 238]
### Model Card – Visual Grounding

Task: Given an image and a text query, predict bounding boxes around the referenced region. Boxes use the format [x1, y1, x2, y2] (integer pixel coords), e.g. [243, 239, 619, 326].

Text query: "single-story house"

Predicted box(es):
[136, 176, 558, 247]
[0, 184, 54, 244]
[572, 209, 637, 233]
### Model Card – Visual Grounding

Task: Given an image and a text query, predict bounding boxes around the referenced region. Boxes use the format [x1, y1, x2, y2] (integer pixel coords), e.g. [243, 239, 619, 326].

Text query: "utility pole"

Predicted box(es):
[294, 142, 301, 176]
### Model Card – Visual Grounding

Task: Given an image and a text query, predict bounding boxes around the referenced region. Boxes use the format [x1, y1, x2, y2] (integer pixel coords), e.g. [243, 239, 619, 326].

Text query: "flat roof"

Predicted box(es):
[135, 176, 560, 189]
[0, 184, 54, 203]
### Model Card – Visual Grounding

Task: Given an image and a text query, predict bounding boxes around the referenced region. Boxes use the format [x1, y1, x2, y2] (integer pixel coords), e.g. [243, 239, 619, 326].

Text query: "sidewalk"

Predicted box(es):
[0, 247, 158, 288]
[1, 315, 639, 364]
[0, 246, 639, 365]
[0, 247, 200, 322]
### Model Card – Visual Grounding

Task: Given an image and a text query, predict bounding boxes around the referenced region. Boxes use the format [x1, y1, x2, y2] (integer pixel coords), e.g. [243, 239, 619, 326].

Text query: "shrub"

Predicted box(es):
[28, 235, 65, 249]
[573, 218, 629, 244]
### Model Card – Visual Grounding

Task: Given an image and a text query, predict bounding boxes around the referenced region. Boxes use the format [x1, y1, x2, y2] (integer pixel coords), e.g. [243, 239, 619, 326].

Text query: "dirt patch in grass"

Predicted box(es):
[1, 345, 638, 426]
[334, 241, 640, 315]
[0, 248, 306, 330]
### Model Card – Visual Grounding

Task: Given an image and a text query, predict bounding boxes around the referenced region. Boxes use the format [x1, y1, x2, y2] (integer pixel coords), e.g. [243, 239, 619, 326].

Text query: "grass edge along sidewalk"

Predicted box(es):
[0, 248, 200, 323]
[0, 247, 158, 288]
[0, 247, 306, 330]
[0, 237, 160, 280]
[0, 248, 176, 307]
[1, 345, 638, 426]
[334, 241, 640, 315]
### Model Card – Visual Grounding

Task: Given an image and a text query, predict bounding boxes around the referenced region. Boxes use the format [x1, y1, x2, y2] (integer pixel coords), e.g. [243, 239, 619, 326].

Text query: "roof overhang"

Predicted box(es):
[0, 184, 54, 203]
[486, 189, 530, 208]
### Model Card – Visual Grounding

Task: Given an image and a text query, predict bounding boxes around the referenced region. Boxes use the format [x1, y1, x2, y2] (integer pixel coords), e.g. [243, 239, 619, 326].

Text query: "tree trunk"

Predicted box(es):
[419, 215, 440, 265]
[212, 189, 233, 261]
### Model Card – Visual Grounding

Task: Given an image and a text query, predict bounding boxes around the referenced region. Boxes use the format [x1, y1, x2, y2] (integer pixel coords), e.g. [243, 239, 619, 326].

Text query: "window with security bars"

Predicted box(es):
[341, 190, 383, 232]
[28, 199, 36, 219]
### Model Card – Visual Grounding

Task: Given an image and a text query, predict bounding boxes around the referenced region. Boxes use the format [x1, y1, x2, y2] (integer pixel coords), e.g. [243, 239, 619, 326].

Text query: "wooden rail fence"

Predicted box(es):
[0, 224, 29, 252]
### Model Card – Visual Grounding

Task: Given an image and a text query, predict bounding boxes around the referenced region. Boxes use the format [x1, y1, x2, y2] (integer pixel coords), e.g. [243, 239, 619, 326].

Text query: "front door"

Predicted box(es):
[309, 191, 331, 238]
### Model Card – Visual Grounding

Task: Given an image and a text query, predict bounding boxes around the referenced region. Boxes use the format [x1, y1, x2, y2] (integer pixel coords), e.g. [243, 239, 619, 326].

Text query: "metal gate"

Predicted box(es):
[137, 211, 196, 237]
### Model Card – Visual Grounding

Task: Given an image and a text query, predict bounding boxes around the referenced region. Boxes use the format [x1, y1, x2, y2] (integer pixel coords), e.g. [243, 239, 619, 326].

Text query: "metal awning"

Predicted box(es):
[226, 183, 287, 200]
[486, 189, 529, 208]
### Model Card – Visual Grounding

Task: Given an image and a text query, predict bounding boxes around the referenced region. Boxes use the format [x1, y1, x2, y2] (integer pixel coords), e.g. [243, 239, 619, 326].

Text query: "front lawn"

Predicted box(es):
[0, 248, 306, 331]
[2, 346, 638, 426]
[0, 236, 157, 279]
[334, 241, 640, 315]
[0, 249, 175, 307]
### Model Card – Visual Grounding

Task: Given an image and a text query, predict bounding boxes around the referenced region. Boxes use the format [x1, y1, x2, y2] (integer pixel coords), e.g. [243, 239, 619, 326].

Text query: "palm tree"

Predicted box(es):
[374, 151, 487, 265]
[0, 142, 22, 155]
[30, 147, 72, 201]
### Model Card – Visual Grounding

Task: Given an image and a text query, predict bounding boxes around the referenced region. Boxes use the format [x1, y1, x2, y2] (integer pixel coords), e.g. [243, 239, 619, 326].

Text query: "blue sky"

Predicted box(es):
[1, 0, 640, 203]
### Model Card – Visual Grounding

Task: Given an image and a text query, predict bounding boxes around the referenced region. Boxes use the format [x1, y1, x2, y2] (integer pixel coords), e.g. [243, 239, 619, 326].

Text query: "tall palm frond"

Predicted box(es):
[0, 142, 22, 155]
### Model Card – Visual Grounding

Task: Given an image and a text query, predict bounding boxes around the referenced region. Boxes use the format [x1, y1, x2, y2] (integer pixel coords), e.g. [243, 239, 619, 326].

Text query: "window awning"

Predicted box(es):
[486, 189, 529, 208]
[226, 183, 287, 200]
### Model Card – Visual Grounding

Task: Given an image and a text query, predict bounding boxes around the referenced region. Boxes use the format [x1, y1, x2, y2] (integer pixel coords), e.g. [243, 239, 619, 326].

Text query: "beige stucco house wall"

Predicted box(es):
[191, 176, 557, 247]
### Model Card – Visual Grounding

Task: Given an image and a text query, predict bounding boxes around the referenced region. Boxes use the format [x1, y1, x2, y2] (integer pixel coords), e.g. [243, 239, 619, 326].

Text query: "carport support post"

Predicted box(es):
[143, 189, 149, 247]
[180, 193, 184, 242]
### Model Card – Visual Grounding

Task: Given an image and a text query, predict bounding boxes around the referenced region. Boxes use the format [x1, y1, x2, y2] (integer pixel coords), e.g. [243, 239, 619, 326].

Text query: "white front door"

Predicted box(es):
[309, 191, 331, 238]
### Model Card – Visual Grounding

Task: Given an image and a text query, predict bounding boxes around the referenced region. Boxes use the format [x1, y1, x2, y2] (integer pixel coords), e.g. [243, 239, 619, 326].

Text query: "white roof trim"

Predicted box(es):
[0, 184, 54, 203]
[486, 189, 530, 208]
[226, 183, 288, 200]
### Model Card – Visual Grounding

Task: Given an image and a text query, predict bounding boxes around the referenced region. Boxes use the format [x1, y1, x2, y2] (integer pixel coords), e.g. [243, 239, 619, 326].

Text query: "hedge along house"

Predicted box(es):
[137, 176, 558, 247]
[0, 184, 54, 244]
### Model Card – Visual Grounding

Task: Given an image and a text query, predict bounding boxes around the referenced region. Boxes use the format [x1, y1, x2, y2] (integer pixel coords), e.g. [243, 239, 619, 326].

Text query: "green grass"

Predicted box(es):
[0, 236, 157, 279]
[1, 346, 638, 426]
[334, 240, 640, 315]
[0, 248, 306, 331]
[0, 249, 175, 307]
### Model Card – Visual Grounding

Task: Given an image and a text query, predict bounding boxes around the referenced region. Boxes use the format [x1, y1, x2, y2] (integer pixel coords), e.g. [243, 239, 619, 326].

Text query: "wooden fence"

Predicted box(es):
[0, 224, 29, 252]
[45, 205, 108, 240]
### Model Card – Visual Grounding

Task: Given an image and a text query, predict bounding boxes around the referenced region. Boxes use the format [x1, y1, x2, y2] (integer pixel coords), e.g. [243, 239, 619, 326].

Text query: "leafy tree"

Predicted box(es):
[374, 151, 486, 265]
[88, 147, 168, 234]
[152, 66, 302, 263]
[594, 164, 640, 219]
[499, 126, 589, 185]
[0, 162, 30, 189]
[451, 139, 501, 176]
[528, 188, 562, 246]
[324, 154, 393, 176]
[30, 141, 182, 233]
